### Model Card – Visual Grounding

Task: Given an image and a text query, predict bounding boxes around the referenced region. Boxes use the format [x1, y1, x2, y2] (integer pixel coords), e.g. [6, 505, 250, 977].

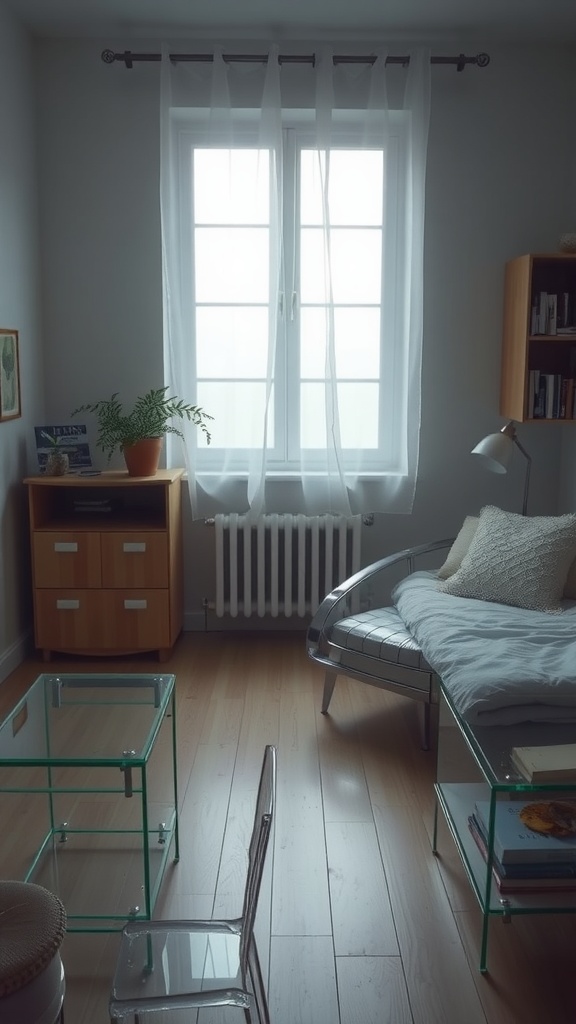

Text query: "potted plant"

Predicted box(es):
[71, 386, 213, 477]
[39, 431, 77, 476]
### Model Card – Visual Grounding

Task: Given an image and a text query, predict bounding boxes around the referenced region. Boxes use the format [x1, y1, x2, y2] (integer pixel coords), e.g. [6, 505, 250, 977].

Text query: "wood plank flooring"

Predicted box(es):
[2, 633, 576, 1023]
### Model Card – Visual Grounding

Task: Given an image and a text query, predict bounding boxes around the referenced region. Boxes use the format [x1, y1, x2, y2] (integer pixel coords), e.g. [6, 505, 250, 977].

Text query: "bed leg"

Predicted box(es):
[419, 700, 439, 751]
[321, 671, 338, 713]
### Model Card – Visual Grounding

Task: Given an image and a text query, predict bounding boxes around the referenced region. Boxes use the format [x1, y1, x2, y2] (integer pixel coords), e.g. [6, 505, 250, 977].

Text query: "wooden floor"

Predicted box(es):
[2, 632, 576, 1023]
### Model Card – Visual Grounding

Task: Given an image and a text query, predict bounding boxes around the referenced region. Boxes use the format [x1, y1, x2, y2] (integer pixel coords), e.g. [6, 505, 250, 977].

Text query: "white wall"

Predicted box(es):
[0, 3, 44, 676]
[3, 29, 576, 651]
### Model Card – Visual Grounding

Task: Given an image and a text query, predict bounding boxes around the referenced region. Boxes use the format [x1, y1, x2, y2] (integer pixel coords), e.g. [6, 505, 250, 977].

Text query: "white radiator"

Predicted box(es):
[214, 513, 362, 618]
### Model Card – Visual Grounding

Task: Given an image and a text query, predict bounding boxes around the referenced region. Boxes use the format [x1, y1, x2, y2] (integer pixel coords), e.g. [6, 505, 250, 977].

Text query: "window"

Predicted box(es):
[178, 115, 409, 475]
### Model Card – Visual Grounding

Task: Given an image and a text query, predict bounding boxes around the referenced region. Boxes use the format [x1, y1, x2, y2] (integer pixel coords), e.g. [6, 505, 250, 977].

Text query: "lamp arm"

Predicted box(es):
[513, 436, 532, 516]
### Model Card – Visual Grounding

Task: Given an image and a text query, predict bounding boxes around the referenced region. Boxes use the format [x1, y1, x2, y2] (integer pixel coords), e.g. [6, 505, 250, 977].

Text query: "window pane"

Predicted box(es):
[194, 149, 270, 224]
[300, 308, 380, 379]
[300, 228, 381, 304]
[300, 150, 383, 226]
[301, 383, 379, 449]
[195, 228, 269, 303]
[197, 383, 274, 448]
[197, 308, 269, 378]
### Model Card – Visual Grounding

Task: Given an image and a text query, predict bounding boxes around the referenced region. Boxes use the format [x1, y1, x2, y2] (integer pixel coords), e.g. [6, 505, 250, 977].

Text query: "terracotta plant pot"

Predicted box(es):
[122, 437, 163, 477]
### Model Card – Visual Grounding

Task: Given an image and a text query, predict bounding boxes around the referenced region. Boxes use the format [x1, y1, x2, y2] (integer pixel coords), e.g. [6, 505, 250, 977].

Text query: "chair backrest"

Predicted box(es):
[239, 744, 277, 972]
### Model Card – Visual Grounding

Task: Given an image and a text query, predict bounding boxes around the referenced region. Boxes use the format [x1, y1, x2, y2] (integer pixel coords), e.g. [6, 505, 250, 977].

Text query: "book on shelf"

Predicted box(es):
[474, 799, 576, 864]
[547, 293, 558, 335]
[557, 378, 565, 417]
[560, 291, 571, 330]
[467, 817, 576, 893]
[567, 378, 576, 419]
[468, 816, 576, 878]
[530, 373, 576, 420]
[538, 291, 548, 334]
[511, 743, 576, 783]
[531, 290, 576, 335]
[534, 371, 547, 418]
[544, 373, 558, 418]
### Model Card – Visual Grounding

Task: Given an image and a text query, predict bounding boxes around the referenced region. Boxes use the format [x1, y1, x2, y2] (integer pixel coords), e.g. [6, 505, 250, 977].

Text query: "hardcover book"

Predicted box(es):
[511, 743, 576, 783]
[468, 816, 576, 892]
[468, 816, 576, 879]
[474, 800, 576, 864]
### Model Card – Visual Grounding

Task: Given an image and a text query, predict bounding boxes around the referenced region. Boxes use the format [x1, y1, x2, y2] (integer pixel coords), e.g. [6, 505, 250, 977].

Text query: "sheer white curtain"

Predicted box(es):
[160, 44, 430, 519]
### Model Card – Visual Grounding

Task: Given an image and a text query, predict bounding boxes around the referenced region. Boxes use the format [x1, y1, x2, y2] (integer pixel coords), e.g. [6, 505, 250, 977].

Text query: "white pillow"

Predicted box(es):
[437, 515, 479, 580]
[437, 505, 576, 613]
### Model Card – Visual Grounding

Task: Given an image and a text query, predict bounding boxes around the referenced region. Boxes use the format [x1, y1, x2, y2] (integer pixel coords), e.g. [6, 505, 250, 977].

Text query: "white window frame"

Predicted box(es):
[174, 109, 410, 479]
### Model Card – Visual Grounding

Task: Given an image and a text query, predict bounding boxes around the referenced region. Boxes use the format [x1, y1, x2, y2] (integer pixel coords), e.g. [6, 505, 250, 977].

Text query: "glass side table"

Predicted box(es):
[433, 681, 576, 972]
[0, 673, 179, 933]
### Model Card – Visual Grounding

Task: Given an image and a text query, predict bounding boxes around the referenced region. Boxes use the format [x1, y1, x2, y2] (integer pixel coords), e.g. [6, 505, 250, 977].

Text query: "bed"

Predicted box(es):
[307, 504, 576, 740]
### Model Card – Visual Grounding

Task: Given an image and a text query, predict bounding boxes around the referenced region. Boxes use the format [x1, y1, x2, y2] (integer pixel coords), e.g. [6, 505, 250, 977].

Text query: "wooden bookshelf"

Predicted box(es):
[500, 253, 576, 421]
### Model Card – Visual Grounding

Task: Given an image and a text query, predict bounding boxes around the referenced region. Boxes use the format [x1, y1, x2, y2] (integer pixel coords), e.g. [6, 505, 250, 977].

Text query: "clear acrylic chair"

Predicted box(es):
[109, 743, 277, 1023]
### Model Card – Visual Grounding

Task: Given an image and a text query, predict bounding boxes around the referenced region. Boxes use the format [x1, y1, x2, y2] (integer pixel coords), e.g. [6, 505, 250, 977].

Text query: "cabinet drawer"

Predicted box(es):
[101, 533, 169, 588]
[34, 589, 171, 651]
[101, 589, 171, 649]
[34, 590, 105, 649]
[32, 532, 101, 588]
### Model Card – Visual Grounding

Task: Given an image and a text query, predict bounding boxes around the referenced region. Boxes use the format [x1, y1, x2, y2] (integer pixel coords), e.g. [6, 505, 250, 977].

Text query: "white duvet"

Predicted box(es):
[391, 571, 576, 726]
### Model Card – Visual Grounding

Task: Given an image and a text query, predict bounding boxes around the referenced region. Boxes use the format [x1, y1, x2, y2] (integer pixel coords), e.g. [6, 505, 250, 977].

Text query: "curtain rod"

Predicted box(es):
[101, 49, 490, 72]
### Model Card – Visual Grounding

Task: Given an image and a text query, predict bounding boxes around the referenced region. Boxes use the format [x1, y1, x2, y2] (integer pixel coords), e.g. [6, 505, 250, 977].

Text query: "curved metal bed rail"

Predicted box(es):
[306, 537, 454, 658]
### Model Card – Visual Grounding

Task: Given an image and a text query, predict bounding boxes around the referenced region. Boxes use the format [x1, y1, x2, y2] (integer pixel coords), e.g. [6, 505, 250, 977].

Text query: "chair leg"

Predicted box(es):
[247, 947, 270, 1024]
[321, 670, 338, 713]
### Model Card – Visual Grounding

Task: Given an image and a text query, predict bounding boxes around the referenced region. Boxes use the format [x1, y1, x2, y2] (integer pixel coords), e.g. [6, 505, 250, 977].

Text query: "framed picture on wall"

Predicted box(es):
[0, 329, 21, 421]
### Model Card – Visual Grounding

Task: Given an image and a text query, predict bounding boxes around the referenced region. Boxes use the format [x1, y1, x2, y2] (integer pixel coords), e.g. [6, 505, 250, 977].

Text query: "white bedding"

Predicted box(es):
[391, 571, 576, 726]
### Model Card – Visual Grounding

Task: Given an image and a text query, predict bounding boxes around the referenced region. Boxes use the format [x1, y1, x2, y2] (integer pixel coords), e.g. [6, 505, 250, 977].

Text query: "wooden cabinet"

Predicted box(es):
[500, 253, 576, 422]
[24, 469, 184, 661]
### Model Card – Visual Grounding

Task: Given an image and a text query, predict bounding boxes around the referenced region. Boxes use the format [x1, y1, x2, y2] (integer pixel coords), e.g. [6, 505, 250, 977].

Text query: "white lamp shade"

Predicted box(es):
[470, 432, 513, 474]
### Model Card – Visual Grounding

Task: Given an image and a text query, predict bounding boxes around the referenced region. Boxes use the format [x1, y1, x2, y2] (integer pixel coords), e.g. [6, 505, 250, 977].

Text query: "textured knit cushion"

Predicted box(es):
[437, 515, 479, 579]
[0, 881, 66, 997]
[437, 506, 576, 612]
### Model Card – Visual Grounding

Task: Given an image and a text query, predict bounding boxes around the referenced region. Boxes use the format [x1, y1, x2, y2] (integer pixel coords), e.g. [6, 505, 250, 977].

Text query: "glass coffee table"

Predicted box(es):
[0, 673, 179, 932]
[434, 681, 576, 972]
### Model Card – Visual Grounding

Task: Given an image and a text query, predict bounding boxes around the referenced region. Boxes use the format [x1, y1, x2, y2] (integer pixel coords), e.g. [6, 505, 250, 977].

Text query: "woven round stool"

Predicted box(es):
[0, 880, 67, 1024]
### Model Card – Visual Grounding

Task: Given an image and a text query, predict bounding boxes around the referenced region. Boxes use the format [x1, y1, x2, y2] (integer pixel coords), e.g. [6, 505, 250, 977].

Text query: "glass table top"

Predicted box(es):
[440, 679, 576, 791]
[0, 673, 175, 766]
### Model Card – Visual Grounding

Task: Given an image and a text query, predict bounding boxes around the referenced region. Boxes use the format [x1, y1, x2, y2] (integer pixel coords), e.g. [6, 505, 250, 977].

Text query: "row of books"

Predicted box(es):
[530, 291, 576, 336]
[528, 371, 576, 419]
[468, 799, 576, 894]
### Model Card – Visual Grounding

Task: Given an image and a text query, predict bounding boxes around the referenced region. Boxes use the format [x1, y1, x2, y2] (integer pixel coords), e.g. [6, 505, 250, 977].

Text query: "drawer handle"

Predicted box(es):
[54, 542, 78, 553]
[124, 599, 148, 610]
[56, 599, 80, 610]
[123, 542, 146, 553]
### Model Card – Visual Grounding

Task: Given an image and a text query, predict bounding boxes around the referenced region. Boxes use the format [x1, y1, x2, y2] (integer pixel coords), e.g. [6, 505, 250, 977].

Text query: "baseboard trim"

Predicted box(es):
[183, 609, 310, 633]
[0, 629, 32, 685]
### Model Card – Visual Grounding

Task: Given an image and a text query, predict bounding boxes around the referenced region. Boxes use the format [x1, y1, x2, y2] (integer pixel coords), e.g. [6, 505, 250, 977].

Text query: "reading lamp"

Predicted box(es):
[471, 420, 532, 516]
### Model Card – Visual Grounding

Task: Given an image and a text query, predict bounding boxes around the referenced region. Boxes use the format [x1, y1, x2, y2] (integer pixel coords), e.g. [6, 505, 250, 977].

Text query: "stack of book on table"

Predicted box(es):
[511, 742, 576, 783]
[468, 799, 576, 893]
